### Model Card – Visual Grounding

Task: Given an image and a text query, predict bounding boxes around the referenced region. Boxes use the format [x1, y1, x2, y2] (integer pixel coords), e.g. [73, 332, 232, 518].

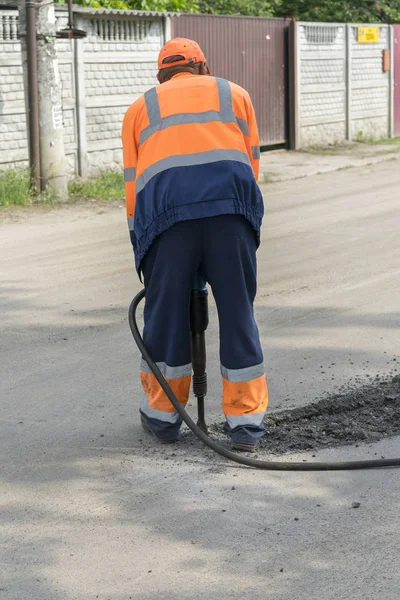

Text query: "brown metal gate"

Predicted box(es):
[171, 14, 290, 147]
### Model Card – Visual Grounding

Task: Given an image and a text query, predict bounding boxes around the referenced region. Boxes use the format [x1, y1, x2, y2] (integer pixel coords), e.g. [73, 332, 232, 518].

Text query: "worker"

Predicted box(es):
[122, 38, 268, 452]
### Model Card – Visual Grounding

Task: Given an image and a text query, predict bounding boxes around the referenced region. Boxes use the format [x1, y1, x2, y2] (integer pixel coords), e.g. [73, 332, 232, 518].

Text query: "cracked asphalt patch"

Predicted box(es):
[207, 371, 400, 457]
[137, 368, 400, 465]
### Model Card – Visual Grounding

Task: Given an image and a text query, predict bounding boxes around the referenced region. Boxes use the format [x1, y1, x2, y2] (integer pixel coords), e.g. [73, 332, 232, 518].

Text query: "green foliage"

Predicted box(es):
[62, 0, 400, 22]
[0, 168, 32, 207]
[63, 0, 198, 12]
[273, 0, 400, 23]
[68, 170, 125, 200]
[198, 0, 273, 17]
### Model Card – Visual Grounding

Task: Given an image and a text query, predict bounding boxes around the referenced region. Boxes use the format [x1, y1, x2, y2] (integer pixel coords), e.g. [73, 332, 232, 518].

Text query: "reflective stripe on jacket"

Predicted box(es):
[122, 72, 264, 271]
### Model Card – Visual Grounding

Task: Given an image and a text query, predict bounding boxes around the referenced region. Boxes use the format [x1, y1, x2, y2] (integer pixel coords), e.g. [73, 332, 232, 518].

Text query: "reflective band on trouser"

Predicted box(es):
[221, 363, 268, 429]
[140, 359, 192, 425]
[136, 149, 251, 195]
[139, 77, 249, 145]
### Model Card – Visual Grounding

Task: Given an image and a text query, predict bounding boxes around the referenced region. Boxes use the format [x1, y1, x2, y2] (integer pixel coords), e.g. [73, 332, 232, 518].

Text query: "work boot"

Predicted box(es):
[224, 422, 263, 453]
[232, 440, 259, 453]
[140, 414, 179, 444]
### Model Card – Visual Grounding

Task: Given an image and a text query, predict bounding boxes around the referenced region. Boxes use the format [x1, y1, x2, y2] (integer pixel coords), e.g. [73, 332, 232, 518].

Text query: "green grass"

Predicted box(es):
[0, 168, 61, 208]
[303, 142, 357, 156]
[0, 168, 32, 207]
[0, 168, 125, 209]
[68, 170, 124, 200]
[356, 135, 400, 146]
[303, 136, 400, 155]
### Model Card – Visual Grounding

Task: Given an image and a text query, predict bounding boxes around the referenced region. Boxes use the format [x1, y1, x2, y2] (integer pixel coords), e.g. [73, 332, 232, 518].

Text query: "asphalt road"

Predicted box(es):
[1, 159, 400, 599]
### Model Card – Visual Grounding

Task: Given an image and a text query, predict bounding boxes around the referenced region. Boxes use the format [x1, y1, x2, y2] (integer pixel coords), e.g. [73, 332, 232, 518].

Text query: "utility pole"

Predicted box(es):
[18, 0, 40, 191]
[36, 0, 68, 200]
[18, 0, 68, 200]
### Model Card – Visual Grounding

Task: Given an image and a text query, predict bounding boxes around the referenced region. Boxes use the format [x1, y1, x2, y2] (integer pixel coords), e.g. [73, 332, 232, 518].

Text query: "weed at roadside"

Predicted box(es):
[68, 170, 124, 201]
[0, 169, 31, 207]
[1, 168, 126, 209]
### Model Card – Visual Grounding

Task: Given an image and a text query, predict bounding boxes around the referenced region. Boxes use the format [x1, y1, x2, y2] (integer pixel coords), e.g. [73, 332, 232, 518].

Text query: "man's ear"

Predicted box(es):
[200, 62, 210, 76]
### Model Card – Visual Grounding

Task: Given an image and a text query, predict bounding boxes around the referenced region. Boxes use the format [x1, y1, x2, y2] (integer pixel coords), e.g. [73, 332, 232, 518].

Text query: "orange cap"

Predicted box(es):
[158, 38, 206, 70]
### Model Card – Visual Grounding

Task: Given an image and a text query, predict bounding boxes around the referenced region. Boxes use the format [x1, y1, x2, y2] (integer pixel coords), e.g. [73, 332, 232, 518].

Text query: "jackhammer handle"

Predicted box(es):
[190, 288, 209, 435]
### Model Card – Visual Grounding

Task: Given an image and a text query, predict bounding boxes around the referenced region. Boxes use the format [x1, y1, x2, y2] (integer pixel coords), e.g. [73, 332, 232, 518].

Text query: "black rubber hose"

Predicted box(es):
[129, 289, 400, 471]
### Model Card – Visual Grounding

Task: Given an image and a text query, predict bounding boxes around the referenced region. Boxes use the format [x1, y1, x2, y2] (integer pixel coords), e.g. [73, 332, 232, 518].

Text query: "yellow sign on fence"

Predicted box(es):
[357, 27, 380, 44]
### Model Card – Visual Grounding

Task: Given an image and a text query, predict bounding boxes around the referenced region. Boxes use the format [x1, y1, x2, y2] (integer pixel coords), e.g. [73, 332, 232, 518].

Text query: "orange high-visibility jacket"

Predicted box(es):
[122, 72, 264, 271]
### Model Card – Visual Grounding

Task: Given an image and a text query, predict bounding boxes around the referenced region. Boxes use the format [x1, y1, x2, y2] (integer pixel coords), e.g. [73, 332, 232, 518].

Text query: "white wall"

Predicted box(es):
[0, 7, 167, 176]
[0, 11, 28, 170]
[298, 23, 347, 146]
[80, 12, 163, 174]
[350, 25, 390, 140]
[1, 11, 394, 163]
[298, 22, 391, 147]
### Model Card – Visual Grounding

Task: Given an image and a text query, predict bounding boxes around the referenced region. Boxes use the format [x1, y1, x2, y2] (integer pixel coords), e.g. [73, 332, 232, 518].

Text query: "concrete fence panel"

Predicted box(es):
[298, 22, 391, 147]
[298, 23, 347, 146]
[349, 24, 390, 141]
[0, 10, 29, 170]
[0, 6, 168, 176]
[1, 10, 395, 169]
[79, 12, 164, 175]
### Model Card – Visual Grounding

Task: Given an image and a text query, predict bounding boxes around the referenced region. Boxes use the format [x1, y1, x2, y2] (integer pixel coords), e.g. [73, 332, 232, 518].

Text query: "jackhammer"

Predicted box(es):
[129, 286, 400, 471]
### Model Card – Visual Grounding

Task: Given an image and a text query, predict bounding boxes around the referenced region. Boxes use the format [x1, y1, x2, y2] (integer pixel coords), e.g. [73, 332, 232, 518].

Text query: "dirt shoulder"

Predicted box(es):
[259, 139, 400, 183]
[0, 197, 124, 224]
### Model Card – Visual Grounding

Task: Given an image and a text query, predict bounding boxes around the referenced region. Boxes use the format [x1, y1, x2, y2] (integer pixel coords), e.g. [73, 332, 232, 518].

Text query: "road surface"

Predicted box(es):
[1, 159, 400, 599]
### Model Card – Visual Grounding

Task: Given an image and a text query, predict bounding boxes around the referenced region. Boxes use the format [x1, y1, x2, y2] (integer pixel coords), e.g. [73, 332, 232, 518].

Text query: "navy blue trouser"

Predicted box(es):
[139, 215, 269, 445]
